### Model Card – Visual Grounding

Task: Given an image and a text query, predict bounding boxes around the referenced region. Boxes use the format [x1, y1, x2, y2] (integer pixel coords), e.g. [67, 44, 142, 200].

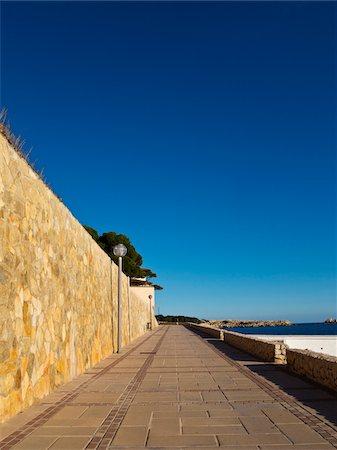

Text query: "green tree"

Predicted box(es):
[83, 226, 162, 289]
[83, 225, 99, 242]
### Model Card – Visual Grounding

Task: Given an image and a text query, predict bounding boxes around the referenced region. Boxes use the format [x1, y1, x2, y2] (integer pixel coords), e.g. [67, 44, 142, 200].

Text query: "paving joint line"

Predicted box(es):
[85, 327, 169, 449]
[191, 328, 337, 448]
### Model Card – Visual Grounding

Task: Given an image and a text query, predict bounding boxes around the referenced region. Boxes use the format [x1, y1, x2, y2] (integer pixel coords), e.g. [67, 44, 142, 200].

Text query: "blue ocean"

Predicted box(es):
[225, 322, 337, 336]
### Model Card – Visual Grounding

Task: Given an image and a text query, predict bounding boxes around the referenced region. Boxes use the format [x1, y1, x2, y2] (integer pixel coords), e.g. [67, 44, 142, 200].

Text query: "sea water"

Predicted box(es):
[225, 323, 337, 357]
[225, 322, 337, 336]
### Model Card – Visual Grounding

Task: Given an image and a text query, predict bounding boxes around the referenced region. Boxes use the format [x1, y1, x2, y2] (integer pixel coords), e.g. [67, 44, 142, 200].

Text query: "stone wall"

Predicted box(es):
[129, 285, 155, 334]
[187, 323, 224, 340]
[0, 132, 156, 422]
[223, 331, 287, 364]
[286, 348, 337, 392]
[186, 323, 286, 364]
[187, 324, 337, 392]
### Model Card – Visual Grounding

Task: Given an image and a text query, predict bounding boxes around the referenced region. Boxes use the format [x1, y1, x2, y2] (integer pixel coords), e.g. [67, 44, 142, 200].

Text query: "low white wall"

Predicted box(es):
[129, 285, 157, 329]
[252, 335, 337, 357]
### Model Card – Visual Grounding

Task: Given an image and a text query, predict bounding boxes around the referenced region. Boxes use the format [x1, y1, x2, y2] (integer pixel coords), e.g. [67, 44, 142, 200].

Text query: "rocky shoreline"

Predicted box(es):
[202, 319, 293, 328]
[325, 318, 337, 324]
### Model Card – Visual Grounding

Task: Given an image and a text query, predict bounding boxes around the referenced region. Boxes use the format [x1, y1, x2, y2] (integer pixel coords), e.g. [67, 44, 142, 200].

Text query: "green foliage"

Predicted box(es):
[152, 284, 163, 291]
[156, 315, 201, 323]
[83, 225, 99, 242]
[83, 225, 162, 288]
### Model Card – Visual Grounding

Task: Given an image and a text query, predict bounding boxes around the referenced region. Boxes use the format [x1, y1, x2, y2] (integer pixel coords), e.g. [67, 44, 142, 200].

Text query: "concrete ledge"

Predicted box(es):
[286, 348, 337, 392]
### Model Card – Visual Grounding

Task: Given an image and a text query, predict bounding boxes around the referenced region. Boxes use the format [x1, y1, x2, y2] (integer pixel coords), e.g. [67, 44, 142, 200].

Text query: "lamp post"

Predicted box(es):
[148, 295, 153, 330]
[113, 243, 127, 353]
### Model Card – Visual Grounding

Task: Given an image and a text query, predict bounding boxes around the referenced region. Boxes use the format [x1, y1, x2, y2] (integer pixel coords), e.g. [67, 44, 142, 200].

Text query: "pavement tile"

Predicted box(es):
[147, 434, 217, 447]
[201, 391, 227, 402]
[80, 405, 112, 418]
[259, 445, 336, 450]
[30, 426, 97, 436]
[257, 372, 314, 389]
[122, 411, 152, 426]
[197, 383, 219, 390]
[133, 392, 178, 402]
[149, 418, 180, 436]
[239, 416, 280, 433]
[110, 426, 148, 446]
[207, 410, 240, 418]
[224, 390, 273, 401]
[157, 385, 178, 390]
[0, 426, 17, 440]
[43, 417, 103, 427]
[179, 392, 202, 401]
[182, 417, 241, 426]
[217, 433, 291, 446]
[153, 410, 208, 418]
[183, 425, 247, 435]
[262, 407, 302, 424]
[182, 448, 223, 450]
[48, 436, 91, 449]
[180, 402, 233, 411]
[230, 403, 275, 417]
[179, 383, 199, 390]
[71, 393, 118, 403]
[277, 423, 328, 444]
[52, 406, 88, 419]
[184, 448, 257, 450]
[127, 404, 179, 413]
[12, 436, 58, 449]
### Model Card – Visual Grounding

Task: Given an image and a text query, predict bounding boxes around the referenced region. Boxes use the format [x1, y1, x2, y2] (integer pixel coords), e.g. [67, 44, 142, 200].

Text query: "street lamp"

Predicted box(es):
[113, 244, 127, 353]
[148, 295, 153, 331]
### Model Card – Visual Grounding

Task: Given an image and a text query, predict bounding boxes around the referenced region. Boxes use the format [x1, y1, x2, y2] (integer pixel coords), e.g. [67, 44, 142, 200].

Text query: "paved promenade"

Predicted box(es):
[1, 325, 337, 449]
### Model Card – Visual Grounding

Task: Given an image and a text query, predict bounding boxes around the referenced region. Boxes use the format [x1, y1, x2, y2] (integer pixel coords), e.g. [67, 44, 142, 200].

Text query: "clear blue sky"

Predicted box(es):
[1, 1, 336, 322]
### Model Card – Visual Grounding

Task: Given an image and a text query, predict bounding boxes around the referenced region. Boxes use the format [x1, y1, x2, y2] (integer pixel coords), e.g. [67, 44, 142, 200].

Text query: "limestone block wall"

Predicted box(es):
[187, 323, 224, 340]
[286, 349, 337, 392]
[187, 323, 337, 392]
[0, 132, 156, 422]
[223, 331, 287, 364]
[186, 324, 286, 363]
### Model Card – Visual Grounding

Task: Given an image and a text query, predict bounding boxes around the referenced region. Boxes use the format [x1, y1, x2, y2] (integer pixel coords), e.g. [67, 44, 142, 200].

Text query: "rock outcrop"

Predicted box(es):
[203, 319, 293, 328]
[324, 318, 337, 324]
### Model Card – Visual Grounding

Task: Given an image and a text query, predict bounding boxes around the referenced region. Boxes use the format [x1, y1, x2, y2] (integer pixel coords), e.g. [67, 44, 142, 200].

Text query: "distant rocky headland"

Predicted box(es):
[324, 318, 337, 324]
[202, 319, 293, 328]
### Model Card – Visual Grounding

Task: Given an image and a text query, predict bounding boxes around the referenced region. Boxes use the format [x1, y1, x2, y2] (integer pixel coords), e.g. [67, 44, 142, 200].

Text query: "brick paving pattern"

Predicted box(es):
[0, 325, 336, 449]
